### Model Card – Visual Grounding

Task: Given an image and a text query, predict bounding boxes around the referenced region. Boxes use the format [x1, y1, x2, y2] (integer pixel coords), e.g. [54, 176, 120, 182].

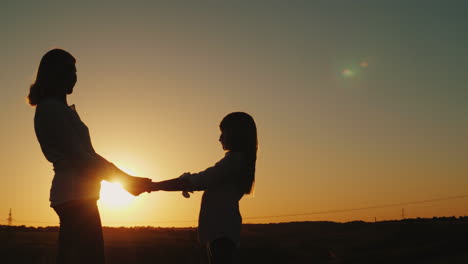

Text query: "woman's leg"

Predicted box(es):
[54, 205, 75, 264]
[207, 237, 236, 264]
[53, 200, 105, 264]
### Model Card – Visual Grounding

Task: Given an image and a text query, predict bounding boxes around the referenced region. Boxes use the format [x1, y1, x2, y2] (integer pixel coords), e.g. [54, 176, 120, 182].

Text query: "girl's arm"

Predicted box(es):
[149, 152, 242, 193]
[182, 152, 243, 190]
[149, 176, 193, 192]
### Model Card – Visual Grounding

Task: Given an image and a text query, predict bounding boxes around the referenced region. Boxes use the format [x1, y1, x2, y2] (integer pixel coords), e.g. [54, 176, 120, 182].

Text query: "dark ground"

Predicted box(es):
[1, 217, 468, 264]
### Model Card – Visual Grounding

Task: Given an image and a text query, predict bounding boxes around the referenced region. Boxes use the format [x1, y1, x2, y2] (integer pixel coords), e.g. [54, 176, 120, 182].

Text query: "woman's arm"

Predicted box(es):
[36, 101, 151, 195]
[35, 101, 108, 174]
[36, 102, 88, 160]
[95, 154, 136, 181]
[94, 154, 151, 196]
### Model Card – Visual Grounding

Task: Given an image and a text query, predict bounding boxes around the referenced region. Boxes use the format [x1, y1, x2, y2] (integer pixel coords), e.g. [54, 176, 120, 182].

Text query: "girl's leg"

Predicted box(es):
[207, 237, 236, 264]
[53, 200, 105, 264]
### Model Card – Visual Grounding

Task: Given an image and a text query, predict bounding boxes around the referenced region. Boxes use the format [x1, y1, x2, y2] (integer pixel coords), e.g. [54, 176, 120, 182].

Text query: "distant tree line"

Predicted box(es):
[1, 216, 468, 232]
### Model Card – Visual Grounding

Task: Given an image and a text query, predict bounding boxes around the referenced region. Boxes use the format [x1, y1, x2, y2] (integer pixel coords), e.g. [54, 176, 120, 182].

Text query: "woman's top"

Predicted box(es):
[34, 98, 115, 207]
[181, 151, 246, 246]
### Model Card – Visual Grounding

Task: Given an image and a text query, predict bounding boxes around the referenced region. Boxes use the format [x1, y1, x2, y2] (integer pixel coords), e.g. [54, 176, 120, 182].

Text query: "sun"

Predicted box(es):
[99, 181, 135, 208]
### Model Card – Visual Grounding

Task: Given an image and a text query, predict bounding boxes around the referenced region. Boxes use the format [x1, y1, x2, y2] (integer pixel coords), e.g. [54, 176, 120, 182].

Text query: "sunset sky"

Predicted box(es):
[1, 1, 467, 227]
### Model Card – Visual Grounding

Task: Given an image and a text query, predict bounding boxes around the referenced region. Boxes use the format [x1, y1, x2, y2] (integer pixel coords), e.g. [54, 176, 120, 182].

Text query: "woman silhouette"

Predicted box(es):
[28, 49, 150, 264]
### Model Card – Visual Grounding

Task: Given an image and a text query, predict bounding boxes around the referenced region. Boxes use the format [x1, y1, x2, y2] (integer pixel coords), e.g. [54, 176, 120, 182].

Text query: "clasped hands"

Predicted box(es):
[121, 173, 193, 197]
[120, 175, 152, 196]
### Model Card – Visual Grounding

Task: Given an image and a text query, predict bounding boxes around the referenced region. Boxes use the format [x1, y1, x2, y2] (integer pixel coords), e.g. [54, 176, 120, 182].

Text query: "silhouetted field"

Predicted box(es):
[1, 217, 468, 264]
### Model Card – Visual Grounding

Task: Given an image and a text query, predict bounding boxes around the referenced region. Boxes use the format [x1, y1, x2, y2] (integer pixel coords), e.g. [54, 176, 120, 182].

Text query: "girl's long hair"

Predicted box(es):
[220, 112, 258, 195]
[27, 49, 75, 106]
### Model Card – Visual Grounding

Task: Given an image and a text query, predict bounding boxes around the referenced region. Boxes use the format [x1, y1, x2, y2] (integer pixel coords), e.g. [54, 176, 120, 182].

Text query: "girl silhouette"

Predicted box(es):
[149, 112, 258, 264]
[28, 49, 150, 264]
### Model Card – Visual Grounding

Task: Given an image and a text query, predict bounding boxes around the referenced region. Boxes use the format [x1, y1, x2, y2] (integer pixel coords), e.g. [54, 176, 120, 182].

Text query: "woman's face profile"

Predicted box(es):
[62, 61, 77, 95]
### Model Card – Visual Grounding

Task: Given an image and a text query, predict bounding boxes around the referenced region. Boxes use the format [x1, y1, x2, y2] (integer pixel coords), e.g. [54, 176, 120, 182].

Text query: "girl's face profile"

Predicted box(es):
[219, 130, 229, 150]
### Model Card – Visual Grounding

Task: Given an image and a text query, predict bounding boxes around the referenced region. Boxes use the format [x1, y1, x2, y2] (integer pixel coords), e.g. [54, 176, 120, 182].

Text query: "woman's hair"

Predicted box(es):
[220, 112, 258, 194]
[27, 49, 76, 106]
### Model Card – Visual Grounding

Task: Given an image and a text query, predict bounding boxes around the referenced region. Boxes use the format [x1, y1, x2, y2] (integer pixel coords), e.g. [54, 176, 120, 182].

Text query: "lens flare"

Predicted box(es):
[342, 68, 354, 77]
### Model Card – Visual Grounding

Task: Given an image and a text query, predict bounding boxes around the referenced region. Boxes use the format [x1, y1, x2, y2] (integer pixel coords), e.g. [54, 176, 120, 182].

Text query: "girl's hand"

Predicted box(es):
[148, 182, 161, 192]
[182, 191, 193, 198]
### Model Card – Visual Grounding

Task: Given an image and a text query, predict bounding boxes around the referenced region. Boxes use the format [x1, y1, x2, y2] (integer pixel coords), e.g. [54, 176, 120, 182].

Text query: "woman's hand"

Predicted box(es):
[122, 176, 152, 196]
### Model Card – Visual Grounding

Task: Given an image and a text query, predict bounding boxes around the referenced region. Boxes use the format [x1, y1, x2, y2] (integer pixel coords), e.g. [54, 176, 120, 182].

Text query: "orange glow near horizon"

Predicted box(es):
[2, 1, 468, 228]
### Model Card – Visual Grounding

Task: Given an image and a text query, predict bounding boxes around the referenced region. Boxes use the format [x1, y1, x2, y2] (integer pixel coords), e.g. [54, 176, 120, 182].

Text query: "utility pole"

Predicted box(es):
[401, 208, 405, 220]
[7, 208, 13, 226]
